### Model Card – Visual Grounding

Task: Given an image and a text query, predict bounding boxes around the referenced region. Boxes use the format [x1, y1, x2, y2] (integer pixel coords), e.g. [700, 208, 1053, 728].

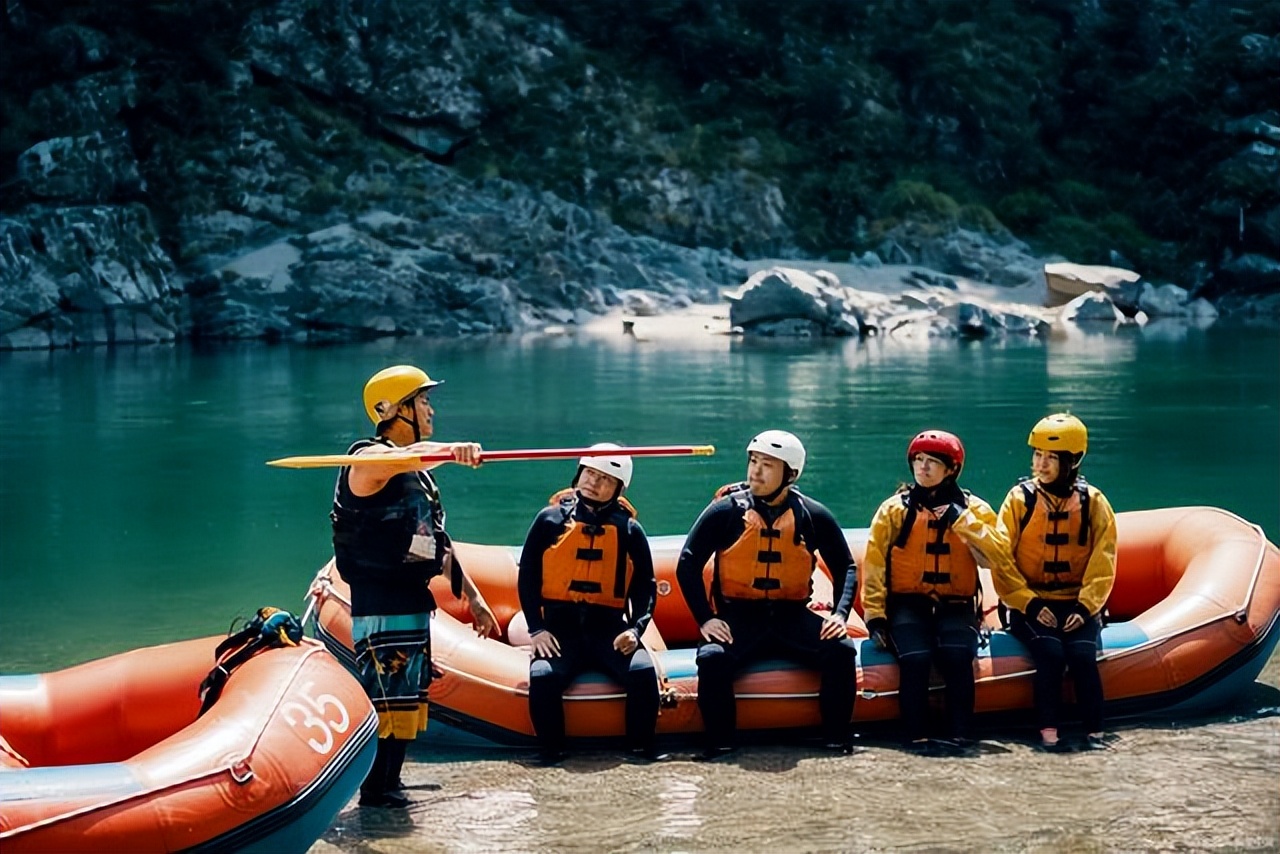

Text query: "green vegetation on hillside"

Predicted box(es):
[484, 0, 1278, 278]
[2, 0, 1277, 286]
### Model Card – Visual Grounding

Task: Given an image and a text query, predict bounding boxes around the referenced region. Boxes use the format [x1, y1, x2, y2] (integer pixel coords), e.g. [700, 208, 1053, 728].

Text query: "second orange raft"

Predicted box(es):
[0, 637, 376, 853]
[309, 506, 1280, 744]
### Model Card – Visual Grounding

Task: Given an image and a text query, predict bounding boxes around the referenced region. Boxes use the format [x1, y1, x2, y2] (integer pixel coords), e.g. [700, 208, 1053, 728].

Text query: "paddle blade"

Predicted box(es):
[267, 444, 715, 469]
[266, 453, 448, 469]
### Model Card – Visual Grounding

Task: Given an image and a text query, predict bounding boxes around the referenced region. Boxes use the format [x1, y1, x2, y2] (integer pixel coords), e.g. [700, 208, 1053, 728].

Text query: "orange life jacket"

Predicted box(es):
[539, 493, 634, 609]
[1014, 480, 1093, 593]
[887, 494, 979, 600]
[715, 486, 815, 601]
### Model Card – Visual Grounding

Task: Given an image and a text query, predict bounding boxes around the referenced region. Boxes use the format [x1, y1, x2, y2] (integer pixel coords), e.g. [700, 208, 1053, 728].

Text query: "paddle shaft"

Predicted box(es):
[268, 444, 715, 469]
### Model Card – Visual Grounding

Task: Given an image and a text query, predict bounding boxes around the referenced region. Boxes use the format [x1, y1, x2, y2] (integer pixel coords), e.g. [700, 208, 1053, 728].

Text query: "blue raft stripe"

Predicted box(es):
[657, 648, 698, 679]
[0, 674, 43, 690]
[315, 623, 360, 677]
[0, 763, 142, 804]
[1100, 620, 1151, 651]
[655, 622, 1152, 678]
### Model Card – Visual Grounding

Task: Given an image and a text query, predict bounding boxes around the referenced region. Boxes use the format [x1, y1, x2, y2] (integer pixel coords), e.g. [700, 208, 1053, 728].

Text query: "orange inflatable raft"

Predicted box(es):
[0, 636, 376, 853]
[310, 506, 1280, 744]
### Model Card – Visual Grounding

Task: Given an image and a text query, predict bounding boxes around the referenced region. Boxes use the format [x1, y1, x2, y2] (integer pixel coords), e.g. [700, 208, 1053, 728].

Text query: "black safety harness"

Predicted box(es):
[198, 607, 304, 716]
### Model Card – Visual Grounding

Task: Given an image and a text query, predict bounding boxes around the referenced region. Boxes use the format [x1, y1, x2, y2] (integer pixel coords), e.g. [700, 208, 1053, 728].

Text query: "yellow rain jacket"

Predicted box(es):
[991, 479, 1117, 617]
[862, 491, 1007, 623]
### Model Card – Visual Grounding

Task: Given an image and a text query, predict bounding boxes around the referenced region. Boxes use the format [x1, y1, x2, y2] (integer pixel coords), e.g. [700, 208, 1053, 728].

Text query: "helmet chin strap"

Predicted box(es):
[576, 490, 618, 512]
[574, 473, 621, 510]
[394, 412, 421, 444]
[1042, 455, 1081, 496]
[913, 474, 955, 503]
[758, 467, 796, 505]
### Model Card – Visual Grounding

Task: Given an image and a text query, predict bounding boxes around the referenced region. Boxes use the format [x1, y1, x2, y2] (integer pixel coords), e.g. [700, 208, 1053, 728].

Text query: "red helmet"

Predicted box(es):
[907, 430, 965, 476]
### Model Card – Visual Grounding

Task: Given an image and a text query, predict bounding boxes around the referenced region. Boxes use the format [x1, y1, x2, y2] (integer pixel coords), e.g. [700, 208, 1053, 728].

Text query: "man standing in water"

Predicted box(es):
[331, 364, 498, 808]
[676, 430, 859, 758]
[992, 413, 1117, 752]
[518, 444, 664, 764]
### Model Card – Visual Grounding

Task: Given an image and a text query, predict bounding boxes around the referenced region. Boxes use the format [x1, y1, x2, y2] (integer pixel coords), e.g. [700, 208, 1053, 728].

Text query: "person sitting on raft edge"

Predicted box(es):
[861, 429, 1008, 757]
[676, 430, 860, 759]
[992, 413, 1117, 753]
[331, 364, 499, 809]
[518, 443, 665, 765]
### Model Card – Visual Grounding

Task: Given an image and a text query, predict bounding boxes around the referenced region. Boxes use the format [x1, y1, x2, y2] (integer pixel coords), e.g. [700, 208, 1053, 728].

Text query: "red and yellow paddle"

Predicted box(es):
[267, 444, 716, 469]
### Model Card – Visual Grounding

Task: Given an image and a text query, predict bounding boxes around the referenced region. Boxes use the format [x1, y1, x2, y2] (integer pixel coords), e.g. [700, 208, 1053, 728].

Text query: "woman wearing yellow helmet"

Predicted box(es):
[331, 365, 498, 808]
[992, 413, 1118, 753]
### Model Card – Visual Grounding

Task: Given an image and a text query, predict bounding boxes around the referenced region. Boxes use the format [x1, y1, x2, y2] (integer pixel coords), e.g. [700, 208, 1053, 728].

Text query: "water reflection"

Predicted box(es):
[451, 787, 539, 851]
[1141, 315, 1218, 341]
[1045, 322, 1140, 366]
[655, 772, 705, 840]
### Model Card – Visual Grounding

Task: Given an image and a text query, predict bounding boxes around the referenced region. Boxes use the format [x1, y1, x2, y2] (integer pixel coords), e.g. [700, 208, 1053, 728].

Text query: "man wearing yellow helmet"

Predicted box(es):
[331, 365, 498, 808]
[518, 444, 663, 764]
[991, 413, 1118, 753]
[676, 430, 860, 758]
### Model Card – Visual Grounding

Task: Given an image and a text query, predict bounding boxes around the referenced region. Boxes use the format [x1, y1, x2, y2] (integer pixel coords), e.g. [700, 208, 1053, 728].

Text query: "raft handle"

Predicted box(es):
[230, 759, 255, 785]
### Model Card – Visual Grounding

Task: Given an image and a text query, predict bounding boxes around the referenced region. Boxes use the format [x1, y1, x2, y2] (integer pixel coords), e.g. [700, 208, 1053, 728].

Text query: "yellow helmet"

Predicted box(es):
[1028, 413, 1087, 456]
[362, 365, 442, 425]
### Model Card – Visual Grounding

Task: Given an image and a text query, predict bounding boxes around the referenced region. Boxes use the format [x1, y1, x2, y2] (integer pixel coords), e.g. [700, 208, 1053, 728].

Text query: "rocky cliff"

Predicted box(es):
[1, 0, 1276, 348]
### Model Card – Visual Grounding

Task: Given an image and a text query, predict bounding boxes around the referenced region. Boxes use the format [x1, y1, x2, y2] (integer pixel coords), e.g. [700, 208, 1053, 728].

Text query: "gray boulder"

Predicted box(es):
[725, 267, 850, 335]
[1063, 292, 1125, 324]
[1137, 283, 1192, 317]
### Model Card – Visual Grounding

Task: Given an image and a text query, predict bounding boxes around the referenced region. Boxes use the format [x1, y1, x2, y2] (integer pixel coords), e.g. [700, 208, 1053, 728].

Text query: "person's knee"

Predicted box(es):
[696, 645, 734, 686]
[696, 643, 728, 667]
[530, 658, 566, 687]
[1064, 642, 1099, 669]
[818, 635, 858, 662]
[626, 661, 657, 693]
[628, 649, 656, 675]
[897, 647, 931, 666]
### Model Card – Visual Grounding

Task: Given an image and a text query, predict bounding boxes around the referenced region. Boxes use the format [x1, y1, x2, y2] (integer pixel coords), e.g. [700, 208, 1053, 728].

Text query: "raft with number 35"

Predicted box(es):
[309, 506, 1280, 744]
[0, 636, 376, 853]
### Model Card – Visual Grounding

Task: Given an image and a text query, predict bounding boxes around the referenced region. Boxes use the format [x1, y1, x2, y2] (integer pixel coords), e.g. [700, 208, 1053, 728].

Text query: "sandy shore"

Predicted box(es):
[577, 261, 1052, 343]
[309, 651, 1279, 853]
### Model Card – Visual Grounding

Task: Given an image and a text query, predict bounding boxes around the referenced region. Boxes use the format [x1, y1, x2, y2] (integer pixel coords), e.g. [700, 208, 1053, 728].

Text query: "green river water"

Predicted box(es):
[2, 318, 1278, 853]
[1, 320, 1277, 671]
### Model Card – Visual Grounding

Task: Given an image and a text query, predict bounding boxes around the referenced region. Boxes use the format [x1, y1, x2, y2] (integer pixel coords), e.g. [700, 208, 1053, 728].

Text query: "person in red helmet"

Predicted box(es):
[861, 430, 1007, 756]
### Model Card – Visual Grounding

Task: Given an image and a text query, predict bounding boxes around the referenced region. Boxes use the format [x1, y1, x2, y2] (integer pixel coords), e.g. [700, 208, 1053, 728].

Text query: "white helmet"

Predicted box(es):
[577, 442, 633, 490]
[747, 430, 806, 481]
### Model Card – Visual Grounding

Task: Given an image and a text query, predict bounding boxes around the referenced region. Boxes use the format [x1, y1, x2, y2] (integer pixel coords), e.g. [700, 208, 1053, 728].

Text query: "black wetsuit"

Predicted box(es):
[675, 488, 859, 748]
[518, 495, 659, 755]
